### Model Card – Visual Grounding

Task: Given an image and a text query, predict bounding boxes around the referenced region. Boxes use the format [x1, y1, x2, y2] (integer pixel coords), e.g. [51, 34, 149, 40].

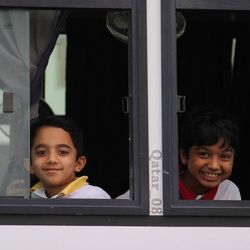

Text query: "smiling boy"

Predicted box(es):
[30, 116, 111, 199]
[179, 107, 241, 200]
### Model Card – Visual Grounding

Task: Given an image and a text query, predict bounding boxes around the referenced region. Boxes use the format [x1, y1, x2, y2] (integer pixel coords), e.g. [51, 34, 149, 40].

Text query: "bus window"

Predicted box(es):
[162, 1, 250, 216]
[0, 3, 148, 216]
[176, 10, 250, 201]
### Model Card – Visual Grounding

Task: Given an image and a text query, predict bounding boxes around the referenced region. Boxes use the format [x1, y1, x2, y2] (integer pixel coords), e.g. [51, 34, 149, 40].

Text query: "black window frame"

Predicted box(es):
[162, 0, 250, 217]
[0, 0, 149, 216]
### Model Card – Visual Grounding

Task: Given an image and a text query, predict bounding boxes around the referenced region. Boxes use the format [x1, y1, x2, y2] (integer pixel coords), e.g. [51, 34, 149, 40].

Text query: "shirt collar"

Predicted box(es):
[179, 177, 218, 200]
[31, 176, 89, 197]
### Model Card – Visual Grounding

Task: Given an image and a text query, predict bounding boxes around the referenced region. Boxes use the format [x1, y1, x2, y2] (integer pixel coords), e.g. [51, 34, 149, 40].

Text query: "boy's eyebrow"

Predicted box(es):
[33, 144, 72, 150]
[33, 144, 47, 150]
[194, 145, 209, 150]
[56, 144, 72, 149]
[221, 146, 234, 152]
[195, 145, 234, 152]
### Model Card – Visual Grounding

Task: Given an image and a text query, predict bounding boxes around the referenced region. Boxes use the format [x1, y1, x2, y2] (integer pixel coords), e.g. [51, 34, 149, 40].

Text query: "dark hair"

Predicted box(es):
[179, 107, 239, 156]
[38, 99, 54, 118]
[30, 116, 84, 159]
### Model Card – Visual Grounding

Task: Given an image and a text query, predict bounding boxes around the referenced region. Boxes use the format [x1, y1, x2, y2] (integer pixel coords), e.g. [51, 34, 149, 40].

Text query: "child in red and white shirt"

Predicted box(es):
[179, 107, 241, 200]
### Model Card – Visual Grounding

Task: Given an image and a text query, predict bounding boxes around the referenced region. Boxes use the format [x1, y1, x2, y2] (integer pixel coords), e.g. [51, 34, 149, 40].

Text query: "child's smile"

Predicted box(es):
[180, 138, 234, 195]
[201, 170, 222, 180]
[43, 167, 63, 174]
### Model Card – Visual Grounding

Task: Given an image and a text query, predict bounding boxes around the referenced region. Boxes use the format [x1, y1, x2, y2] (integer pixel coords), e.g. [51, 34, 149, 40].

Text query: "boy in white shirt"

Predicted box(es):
[179, 107, 241, 200]
[30, 116, 110, 199]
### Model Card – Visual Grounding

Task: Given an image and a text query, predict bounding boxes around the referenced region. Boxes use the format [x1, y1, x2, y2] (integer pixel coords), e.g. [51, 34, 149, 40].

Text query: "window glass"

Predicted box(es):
[0, 10, 30, 197]
[0, 8, 133, 201]
[0, 124, 10, 192]
[0, 3, 149, 216]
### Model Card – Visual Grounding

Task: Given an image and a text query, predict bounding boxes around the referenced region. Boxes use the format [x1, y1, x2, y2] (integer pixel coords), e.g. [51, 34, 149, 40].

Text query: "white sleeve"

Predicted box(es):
[68, 185, 111, 199]
[214, 179, 241, 200]
[116, 190, 130, 199]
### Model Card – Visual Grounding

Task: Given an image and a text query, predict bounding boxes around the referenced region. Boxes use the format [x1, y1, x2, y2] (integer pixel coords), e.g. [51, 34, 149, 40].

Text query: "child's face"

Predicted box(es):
[180, 138, 234, 195]
[30, 126, 86, 197]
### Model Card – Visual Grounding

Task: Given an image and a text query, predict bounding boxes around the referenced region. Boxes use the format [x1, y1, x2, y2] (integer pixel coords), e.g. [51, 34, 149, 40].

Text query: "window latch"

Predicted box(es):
[177, 95, 186, 113]
[122, 96, 131, 114]
[3, 91, 14, 113]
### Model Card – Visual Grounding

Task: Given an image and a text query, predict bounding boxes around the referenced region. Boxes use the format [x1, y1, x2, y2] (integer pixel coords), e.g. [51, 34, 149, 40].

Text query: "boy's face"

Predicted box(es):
[180, 138, 234, 195]
[30, 126, 86, 197]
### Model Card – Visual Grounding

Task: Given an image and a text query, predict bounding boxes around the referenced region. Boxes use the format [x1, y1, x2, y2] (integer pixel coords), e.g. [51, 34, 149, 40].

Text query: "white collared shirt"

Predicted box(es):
[31, 176, 111, 199]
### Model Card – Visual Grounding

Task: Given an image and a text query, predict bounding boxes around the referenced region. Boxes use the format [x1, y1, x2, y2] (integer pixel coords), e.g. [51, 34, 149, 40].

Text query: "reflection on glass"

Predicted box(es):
[0, 10, 30, 197]
[0, 125, 10, 186]
[0, 90, 3, 114]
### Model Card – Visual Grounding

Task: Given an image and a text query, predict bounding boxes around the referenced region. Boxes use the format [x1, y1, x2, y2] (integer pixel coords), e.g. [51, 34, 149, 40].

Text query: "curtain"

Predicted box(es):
[65, 11, 129, 198]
